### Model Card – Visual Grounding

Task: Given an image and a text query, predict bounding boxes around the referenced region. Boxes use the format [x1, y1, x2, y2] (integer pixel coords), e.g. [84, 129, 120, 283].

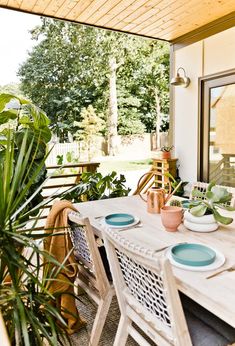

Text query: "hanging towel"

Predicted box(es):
[44, 200, 86, 334]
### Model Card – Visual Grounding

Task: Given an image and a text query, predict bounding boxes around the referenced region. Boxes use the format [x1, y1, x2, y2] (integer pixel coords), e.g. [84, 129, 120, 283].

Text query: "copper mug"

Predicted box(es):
[137, 172, 171, 214]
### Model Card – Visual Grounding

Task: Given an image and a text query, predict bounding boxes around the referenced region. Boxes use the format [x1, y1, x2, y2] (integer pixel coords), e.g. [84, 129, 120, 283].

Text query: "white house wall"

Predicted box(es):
[173, 26, 235, 182]
[204, 27, 235, 75]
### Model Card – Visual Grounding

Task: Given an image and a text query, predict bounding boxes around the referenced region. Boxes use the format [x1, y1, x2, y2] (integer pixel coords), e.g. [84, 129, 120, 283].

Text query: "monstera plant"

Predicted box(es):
[63, 171, 131, 202]
[0, 94, 69, 345]
[189, 182, 235, 225]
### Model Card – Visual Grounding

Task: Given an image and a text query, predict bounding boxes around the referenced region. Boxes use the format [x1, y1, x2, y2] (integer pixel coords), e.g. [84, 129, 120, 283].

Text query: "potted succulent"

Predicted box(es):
[160, 145, 174, 159]
[184, 182, 235, 232]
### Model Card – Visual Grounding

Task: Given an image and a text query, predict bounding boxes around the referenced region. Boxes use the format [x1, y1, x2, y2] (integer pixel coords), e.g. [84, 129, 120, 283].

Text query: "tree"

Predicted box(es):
[0, 83, 22, 96]
[18, 18, 170, 145]
[74, 105, 105, 160]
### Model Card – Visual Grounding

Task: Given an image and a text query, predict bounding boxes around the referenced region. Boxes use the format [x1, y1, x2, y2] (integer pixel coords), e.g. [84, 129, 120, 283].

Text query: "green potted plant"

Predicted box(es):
[165, 172, 188, 197]
[63, 171, 131, 202]
[184, 182, 235, 232]
[0, 93, 70, 345]
[160, 145, 174, 159]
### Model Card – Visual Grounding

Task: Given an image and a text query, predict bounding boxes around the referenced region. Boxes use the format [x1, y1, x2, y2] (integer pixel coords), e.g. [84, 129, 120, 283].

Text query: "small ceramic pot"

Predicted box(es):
[160, 206, 183, 232]
[161, 151, 171, 159]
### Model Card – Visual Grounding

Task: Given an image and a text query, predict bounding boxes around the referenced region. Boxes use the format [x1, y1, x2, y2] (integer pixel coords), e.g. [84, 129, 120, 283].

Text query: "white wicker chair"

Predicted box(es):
[102, 227, 235, 346]
[68, 212, 115, 346]
[190, 182, 235, 207]
[102, 227, 192, 346]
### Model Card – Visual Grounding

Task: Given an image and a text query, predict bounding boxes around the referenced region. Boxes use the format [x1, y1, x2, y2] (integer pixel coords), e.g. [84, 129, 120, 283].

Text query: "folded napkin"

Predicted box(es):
[44, 200, 86, 334]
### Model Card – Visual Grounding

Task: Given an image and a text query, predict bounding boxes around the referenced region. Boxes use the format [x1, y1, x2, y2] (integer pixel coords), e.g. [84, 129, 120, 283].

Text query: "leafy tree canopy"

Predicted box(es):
[18, 18, 169, 141]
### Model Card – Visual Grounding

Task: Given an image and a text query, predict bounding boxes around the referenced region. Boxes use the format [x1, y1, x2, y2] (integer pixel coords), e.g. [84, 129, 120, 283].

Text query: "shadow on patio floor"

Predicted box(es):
[69, 294, 155, 346]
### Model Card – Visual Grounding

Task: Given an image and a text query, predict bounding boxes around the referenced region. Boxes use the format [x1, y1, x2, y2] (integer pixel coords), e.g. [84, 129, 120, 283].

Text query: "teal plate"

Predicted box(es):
[105, 213, 135, 226]
[171, 243, 216, 266]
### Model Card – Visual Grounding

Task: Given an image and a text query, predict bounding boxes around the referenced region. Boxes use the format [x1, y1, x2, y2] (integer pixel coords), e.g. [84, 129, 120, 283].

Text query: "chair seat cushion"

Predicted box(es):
[181, 294, 235, 346]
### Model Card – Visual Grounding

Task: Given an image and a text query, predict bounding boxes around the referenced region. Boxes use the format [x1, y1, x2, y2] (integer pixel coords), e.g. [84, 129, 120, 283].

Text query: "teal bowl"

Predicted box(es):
[171, 243, 216, 266]
[105, 213, 135, 226]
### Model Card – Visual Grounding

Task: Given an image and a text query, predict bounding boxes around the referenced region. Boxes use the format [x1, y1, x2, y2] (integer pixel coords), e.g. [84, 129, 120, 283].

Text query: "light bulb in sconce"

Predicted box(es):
[170, 67, 190, 88]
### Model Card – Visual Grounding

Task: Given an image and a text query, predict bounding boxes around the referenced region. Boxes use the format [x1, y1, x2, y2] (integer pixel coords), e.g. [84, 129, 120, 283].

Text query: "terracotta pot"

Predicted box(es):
[160, 206, 183, 232]
[161, 151, 171, 159]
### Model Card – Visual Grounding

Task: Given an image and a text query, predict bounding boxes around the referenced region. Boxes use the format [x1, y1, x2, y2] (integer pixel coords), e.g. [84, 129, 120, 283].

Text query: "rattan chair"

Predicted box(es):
[68, 212, 115, 346]
[102, 227, 234, 346]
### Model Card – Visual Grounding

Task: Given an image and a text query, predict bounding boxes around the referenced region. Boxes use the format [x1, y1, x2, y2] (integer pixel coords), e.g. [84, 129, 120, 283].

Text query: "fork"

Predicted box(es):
[206, 265, 235, 279]
[153, 241, 188, 254]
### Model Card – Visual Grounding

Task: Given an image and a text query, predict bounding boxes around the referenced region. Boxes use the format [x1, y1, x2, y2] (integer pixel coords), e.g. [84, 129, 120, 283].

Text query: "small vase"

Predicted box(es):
[161, 206, 183, 232]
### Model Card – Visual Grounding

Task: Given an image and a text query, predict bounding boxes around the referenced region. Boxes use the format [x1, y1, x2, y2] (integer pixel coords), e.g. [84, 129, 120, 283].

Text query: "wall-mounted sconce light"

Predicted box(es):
[170, 67, 190, 88]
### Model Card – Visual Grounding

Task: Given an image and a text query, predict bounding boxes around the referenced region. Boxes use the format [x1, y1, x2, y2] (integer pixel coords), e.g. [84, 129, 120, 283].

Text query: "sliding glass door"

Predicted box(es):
[199, 70, 235, 187]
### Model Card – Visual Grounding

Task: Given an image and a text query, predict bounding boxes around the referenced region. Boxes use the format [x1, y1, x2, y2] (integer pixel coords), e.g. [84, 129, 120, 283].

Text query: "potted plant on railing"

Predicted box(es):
[160, 145, 174, 159]
[183, 182, 235, 232]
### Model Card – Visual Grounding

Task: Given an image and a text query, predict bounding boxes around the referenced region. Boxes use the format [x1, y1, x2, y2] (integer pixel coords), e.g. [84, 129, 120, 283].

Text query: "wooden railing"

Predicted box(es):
[44, 162, 100, 195]
[28, 162, 100, 230]
[210, 154, 235, 187]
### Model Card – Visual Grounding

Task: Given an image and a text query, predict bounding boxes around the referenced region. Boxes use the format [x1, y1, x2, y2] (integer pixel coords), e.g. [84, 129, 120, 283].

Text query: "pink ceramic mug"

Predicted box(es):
[160, 206, 183, 232]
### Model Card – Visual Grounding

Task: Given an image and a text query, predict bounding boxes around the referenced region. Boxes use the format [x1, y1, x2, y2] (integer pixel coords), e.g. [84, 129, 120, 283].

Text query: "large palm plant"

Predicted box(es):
[0, 94, 70, 345]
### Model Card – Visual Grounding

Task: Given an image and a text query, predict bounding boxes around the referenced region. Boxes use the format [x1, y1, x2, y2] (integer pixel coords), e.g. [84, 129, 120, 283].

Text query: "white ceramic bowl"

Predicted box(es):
[184, 209, 216, 224]
[184, 219, 218, 232]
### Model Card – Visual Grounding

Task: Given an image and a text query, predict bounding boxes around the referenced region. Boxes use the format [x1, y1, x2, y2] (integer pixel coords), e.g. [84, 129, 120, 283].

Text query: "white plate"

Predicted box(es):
[166, 244, 225, 271]
[101, 216, 140, 229]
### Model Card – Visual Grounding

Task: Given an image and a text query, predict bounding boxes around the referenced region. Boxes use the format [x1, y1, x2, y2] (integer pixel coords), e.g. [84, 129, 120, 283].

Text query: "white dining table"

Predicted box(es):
[74, 195, 235, 328]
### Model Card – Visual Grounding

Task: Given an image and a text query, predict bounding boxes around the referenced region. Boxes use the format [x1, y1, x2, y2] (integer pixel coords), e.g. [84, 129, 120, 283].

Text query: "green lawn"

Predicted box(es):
[98, 158, 152, 174]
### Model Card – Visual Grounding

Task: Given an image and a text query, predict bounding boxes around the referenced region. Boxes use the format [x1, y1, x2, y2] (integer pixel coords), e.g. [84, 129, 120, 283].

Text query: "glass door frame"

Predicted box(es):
[198, 69, 235, 182]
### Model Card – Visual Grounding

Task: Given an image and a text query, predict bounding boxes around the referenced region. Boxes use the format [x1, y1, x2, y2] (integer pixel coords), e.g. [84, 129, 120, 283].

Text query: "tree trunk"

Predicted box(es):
[108, 57, 119, 156]
[155, 87, 161, 149]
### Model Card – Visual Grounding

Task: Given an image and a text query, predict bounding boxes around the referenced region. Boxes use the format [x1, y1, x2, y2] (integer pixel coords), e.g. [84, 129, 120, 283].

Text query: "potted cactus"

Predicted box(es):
[170, 199, 182, 207]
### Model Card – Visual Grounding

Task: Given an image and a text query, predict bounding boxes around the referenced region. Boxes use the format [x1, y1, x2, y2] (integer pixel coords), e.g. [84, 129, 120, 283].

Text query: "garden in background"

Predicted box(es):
[1, 17, 170, 164]
[0, 13, 170, 344]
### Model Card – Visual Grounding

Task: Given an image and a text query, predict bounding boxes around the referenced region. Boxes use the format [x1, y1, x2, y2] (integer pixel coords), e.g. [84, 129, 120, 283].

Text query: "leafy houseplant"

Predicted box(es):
[0, 93, 69, 345]
[165, 172, 188, 197]
[184, 182, 235, 232]
[63, 171, 131, 203]
[160, 145, 174, 159]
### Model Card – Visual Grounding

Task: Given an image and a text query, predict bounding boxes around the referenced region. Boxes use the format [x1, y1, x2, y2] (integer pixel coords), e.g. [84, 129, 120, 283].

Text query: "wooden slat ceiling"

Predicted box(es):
[0, 0, 235, 42]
